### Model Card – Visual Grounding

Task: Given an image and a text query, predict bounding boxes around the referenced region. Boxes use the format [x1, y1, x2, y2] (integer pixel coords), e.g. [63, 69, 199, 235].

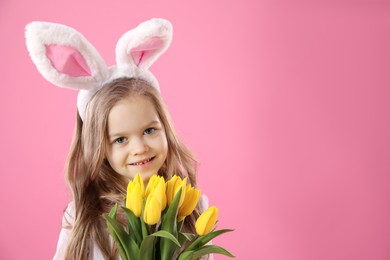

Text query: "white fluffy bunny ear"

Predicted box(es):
[115, 18, 173, 71]
[26, 19, 173, 122]
[25, 22, 109, 90]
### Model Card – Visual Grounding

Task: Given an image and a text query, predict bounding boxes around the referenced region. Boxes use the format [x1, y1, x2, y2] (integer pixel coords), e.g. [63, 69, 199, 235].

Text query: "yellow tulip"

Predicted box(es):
[126, 181, 143, 217]
[145, 174, 159, 197]
[133, 173, 145, 197]
[178, 184, 201, 221]
[143, 194, 162, 225]
[166, 176, 187, 207]
[195, 206, 218, 236]
[154, 177, 167, 211]
[145, 175, 167, 211]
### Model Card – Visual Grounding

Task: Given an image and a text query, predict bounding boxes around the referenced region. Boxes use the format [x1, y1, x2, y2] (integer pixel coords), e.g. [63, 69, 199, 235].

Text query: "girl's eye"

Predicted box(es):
[114, 137, 127, 144]
[144, 128, 155, 135]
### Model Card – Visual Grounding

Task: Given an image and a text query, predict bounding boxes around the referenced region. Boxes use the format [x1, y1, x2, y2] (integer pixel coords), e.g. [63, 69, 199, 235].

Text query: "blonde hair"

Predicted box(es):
[64, 78, 200, 259]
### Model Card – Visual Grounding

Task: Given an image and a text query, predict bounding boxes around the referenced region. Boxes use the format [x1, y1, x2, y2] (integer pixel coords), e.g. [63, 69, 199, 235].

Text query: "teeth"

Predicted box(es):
[133, 158, 152, 165]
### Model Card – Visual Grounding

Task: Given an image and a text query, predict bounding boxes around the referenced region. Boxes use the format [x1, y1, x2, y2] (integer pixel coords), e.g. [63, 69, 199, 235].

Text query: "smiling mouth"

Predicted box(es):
[129, 157, 155, 166]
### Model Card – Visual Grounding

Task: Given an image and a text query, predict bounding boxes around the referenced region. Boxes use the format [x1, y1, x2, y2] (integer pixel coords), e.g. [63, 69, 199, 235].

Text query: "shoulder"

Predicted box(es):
[199, 194, 209, 212]
[53, 202, 75, 260]
[54, 201, 109, 259]
[62, 201, 75, 226]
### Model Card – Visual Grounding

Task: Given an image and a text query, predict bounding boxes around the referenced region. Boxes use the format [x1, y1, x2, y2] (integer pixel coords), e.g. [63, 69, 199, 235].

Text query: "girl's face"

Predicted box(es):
[105, 95, 168, 182]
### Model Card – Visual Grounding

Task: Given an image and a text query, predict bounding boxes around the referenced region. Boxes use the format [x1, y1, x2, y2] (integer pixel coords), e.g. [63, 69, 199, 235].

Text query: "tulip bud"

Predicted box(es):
[166, 176, 187, 207]
[145, 174, 159, 197]
[178, 184, 201, 221]
[195, 206, 218, 236]
[143, 194, 162, 225]
[133, 173, 145, 197]
[126, 181, 143, 217]
[154, 177, 167, 211]
[145, 175, 167, 211]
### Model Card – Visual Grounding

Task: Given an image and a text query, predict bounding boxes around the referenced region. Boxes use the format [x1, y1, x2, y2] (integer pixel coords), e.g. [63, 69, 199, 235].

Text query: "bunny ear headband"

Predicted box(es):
[25, 18, 173, 121]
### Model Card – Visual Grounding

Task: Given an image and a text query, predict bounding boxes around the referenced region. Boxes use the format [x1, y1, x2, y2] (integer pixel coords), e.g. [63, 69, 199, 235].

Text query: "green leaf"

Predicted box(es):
[128, 238, 140, 260]
[108, 203, 118, 219]
[139, 235, 155, 260]
[178, 232, 196, 247]
[103, 214, 131, 260]
[177, 219, 184, 232]
[122, 207, 142, 245]
[160, 188, 182, 260]
[180, 232, 196, 241]
[105, 221, 127, 259]
[187, 245, 235, 259]
[185, 229, 234, 252]
[198, 229, 234, 249]
[161, 187, 182, 232]
[178, 233, 189, 246]
[177, 250, 194, 260]
[151, 230, 181, 247]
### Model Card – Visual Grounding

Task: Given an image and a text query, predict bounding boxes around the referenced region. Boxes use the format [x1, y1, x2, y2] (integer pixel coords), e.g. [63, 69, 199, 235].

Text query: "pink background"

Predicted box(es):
[1, 0, 390, 259]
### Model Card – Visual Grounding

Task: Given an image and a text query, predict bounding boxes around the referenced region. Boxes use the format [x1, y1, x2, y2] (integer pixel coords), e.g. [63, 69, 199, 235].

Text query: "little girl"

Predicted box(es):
[25, 19, 209, 259]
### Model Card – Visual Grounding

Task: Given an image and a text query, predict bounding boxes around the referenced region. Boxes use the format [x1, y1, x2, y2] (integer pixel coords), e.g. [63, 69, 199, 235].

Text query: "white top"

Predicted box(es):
[53, 195, 211, 260]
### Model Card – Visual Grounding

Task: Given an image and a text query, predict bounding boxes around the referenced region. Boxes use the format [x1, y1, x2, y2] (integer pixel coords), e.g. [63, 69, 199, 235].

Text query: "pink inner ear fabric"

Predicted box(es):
[130, 37, 164, 67]
[45, 44, 91, 77]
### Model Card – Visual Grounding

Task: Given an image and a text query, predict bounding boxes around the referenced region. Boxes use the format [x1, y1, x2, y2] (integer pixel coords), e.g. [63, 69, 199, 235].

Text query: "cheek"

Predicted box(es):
[105, 147, 113, 162]
[106, 147, 122, 165]
[152, 134, 168, 160]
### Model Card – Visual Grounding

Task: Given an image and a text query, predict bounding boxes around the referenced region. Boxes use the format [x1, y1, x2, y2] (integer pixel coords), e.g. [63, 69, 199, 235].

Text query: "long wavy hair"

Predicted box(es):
[63, 78, 200, 259]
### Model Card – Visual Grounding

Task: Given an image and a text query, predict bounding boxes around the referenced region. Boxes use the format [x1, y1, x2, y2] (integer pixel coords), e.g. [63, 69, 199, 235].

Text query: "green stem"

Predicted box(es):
[141, 198, 149, 238]
[177, 220, 184, 233]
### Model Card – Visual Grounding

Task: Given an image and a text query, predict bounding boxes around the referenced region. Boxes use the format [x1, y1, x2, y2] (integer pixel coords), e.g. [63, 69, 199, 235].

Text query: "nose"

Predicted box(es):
[129, 137, 149, 156]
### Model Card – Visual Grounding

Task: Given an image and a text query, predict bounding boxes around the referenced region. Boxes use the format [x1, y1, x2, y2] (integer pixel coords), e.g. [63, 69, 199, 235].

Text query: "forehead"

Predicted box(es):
[107, 95, 161, 134]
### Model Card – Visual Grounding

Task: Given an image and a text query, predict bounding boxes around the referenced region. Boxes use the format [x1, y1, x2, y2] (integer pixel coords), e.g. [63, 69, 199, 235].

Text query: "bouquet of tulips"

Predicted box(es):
[103, 174, 234, 260]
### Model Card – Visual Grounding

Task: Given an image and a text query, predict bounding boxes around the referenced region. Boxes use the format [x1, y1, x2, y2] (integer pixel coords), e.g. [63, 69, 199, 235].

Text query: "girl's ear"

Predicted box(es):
[25, 22, 109, 90]
[115, 18, 173, 70]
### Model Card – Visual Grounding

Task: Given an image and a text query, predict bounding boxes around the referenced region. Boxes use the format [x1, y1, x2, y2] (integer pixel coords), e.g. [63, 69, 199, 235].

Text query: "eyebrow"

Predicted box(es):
[108, 120, 161, 139]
